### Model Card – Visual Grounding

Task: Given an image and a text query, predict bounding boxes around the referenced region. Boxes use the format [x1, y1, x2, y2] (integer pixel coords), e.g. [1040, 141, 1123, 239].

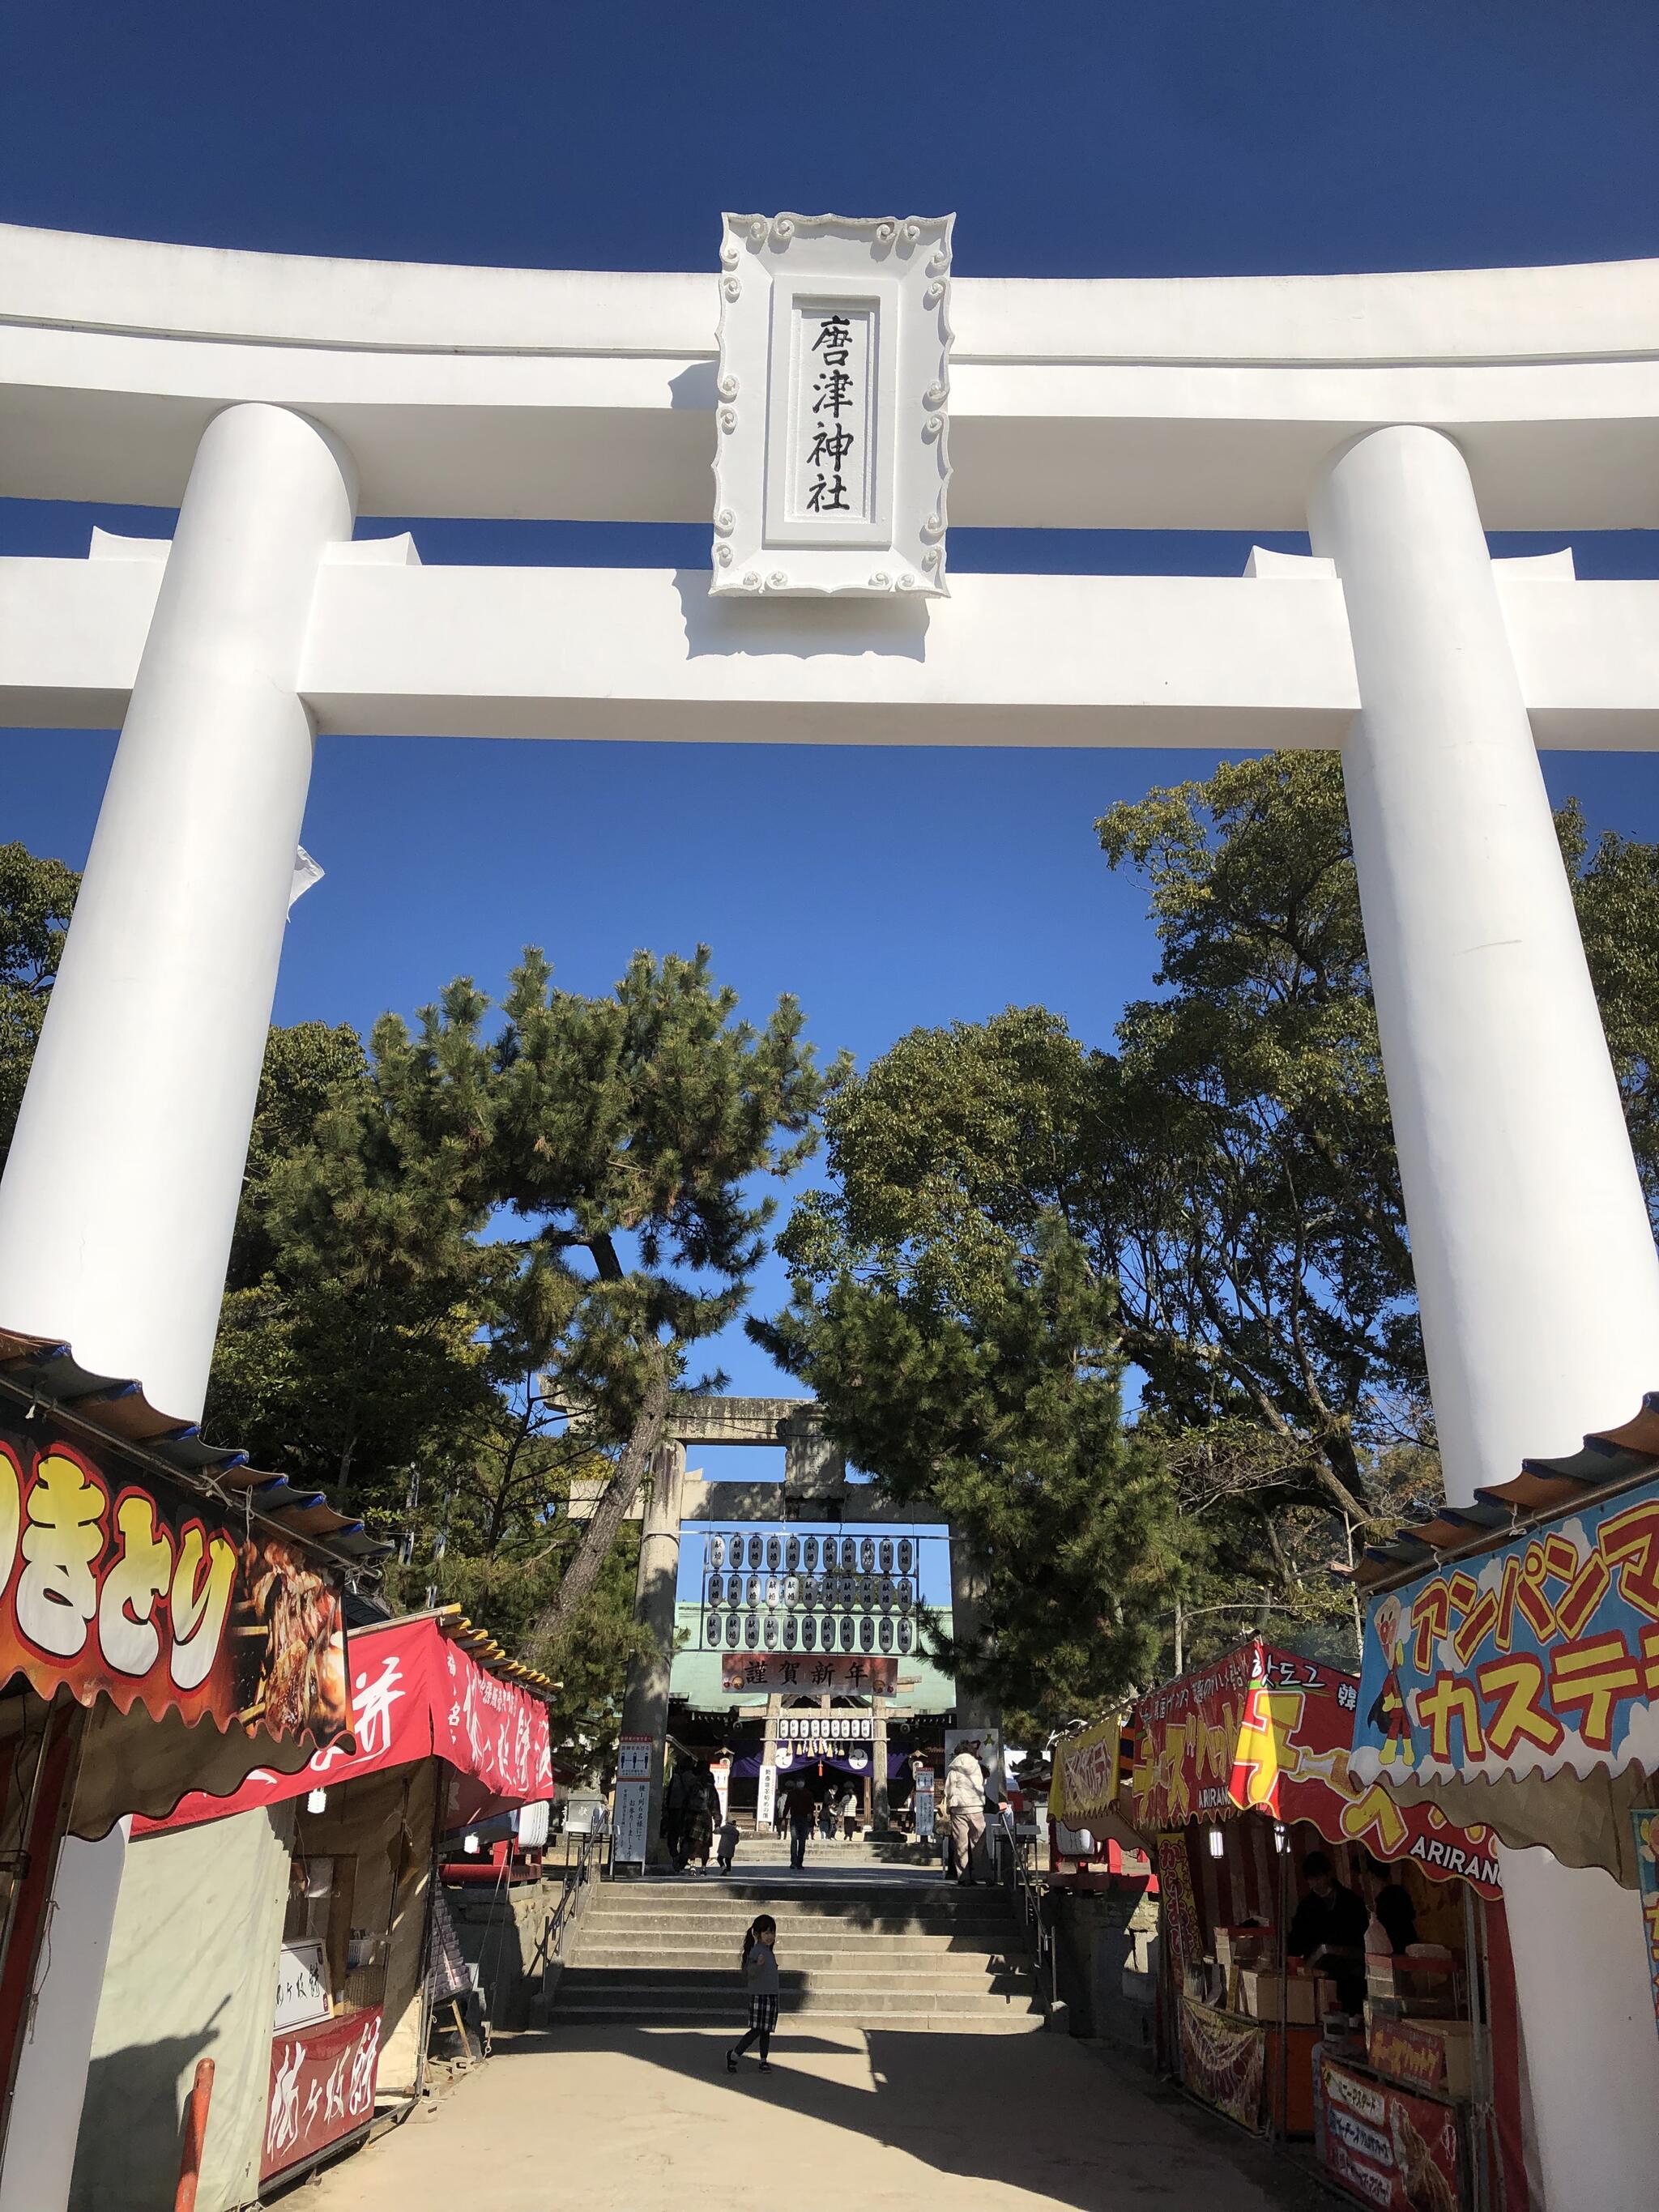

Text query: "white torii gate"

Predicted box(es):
[3, 220, 1659, 2207]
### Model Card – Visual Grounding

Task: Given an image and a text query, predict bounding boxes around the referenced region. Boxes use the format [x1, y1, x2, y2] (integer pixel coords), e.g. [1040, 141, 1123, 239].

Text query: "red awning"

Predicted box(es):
[1121, 1639, 1502, 1895]
[139, 1613, 552, 1834]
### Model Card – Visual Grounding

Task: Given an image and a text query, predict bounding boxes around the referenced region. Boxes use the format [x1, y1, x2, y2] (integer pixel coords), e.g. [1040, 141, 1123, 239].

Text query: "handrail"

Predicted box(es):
[533, 1809, 612, 1997]
[995, 1804, 1054, 2015]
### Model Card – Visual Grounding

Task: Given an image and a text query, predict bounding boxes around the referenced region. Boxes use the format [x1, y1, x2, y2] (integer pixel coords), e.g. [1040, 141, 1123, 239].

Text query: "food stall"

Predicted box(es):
[1344, 1392, 1659, 2205]
[72, 1607, 553, 2210]
[0, 1330, 362, 2207]
[1047, 1715, 1154, 1886]
[1120, 1639, 1527, 2208]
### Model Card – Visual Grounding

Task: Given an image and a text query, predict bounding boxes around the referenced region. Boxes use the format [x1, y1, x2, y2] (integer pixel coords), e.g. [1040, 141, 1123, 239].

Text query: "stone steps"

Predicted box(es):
[577, 1936, 1019, 1963]
[552, 1871, 1045, 2036]
[561, 1967, 1034, 1995]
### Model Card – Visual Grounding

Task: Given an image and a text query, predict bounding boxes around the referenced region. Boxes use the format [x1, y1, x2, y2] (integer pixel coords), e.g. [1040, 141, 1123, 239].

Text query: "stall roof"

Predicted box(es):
[1354, 1391, 1659, 1591]
[0, 1327, 394, 1567]
[1349, 1398, 1659, 1886]
[1120, 1638, 1502, 1894]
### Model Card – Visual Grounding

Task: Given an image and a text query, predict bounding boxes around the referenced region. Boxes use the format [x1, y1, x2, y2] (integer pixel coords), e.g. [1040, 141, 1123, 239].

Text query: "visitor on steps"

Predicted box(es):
[944, 1746, 987, 1885]
[838, 1786, 859, 1842]
[727, 1915, 779, 2074]
[785, 1777, 814, 1869]
[716, 1812, 740, 1873]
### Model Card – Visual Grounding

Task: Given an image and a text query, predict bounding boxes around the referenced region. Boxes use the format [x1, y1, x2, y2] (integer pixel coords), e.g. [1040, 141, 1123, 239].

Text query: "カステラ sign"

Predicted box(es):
[1352, 1486, 1659, 1796]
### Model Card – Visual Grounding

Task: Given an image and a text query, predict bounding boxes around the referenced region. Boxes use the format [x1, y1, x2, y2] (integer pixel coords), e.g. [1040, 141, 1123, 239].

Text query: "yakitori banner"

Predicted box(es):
[0, 1405, 349, 1747]
[1125, 1639, 1500, 1893]
[1352, 1486, 1659, 1796]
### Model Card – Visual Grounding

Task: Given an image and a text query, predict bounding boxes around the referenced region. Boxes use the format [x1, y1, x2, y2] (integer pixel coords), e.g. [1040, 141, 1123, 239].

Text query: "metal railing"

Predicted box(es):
[995, 1804, 1054, 2014]
[533, 1809, 612, 2002]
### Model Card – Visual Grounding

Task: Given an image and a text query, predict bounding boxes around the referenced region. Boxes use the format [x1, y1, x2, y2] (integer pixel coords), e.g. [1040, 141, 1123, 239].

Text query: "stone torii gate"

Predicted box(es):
[615, 1396, 989, 1856]
[3, 216, 1659, 2204]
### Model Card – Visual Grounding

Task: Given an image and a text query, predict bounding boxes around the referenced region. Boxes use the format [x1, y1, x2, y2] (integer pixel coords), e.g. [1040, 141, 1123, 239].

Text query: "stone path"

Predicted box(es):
[309, 2022, 1316, 2212]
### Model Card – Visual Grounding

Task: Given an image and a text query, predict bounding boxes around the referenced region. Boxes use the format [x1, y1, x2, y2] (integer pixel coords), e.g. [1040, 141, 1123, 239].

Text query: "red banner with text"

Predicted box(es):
[262, 2005, 382, 2183]
[143, 1615, 551, 1832]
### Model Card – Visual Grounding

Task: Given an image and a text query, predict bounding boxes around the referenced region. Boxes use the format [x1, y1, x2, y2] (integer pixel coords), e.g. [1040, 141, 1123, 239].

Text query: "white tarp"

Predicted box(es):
[70, 1802, 293, 2212]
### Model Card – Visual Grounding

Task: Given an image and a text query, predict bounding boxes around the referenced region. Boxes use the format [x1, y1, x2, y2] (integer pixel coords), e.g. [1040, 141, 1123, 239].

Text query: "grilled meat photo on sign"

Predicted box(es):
[237, 1536, 349, 1738]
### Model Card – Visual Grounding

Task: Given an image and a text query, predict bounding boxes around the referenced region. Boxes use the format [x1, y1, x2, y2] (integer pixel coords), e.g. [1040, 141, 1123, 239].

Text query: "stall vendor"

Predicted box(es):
[1287, 1850, 1370, 1965]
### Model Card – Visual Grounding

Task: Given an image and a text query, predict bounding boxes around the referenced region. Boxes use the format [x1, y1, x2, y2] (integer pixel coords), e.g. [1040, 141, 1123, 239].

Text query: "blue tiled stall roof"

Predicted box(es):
[0, 1324, 394, 1567]
[1353, 1391, 1659, 1592]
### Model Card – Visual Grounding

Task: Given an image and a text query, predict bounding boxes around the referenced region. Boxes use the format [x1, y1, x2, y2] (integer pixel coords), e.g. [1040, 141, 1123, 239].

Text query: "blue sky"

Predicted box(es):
[5, 0, 1659, 1434]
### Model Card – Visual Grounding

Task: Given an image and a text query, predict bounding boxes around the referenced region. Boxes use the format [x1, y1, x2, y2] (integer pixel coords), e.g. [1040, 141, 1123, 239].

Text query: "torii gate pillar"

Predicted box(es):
[1311, 424, 1659, 2212]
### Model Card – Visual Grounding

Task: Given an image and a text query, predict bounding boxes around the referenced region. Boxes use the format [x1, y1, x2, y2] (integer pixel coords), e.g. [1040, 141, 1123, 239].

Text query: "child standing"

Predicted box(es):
[726, 1915, 778, 2074]
[716, 1812, 741, 1873]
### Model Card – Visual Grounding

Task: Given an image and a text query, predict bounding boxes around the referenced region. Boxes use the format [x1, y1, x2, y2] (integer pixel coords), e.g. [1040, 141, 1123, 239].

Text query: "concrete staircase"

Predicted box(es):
[552, 1873, 1046, 2034]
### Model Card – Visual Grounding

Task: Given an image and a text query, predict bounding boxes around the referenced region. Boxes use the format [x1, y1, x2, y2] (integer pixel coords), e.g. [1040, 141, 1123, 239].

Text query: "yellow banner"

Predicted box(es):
[1048, 1715, 1125, 1824]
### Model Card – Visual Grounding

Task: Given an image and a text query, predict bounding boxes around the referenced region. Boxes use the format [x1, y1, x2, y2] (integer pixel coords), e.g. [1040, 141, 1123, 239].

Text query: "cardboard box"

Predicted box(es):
[1238, 1970, 1327, 2025]
[1367, 2013, 1473, 2099]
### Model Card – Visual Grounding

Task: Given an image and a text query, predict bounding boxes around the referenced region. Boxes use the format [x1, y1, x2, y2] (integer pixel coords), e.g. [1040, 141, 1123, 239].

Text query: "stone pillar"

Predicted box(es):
[948, 1532, 1002, 1788]
[1310, 424, 1659, 2212]
[618, 1441, 687, 1862]
[0, 403, 357, 1424]
[758, 1691, 781, 1840]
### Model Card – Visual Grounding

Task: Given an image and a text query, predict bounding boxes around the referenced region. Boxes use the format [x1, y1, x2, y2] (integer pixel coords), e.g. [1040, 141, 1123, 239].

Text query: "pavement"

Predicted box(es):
[307, 2022, 1330, 2212]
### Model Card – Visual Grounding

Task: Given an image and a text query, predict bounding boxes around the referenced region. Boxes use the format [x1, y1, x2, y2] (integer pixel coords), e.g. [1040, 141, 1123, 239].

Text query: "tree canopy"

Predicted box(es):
[758, 753, 1659, 1710]
[0, 842, 79, 1175]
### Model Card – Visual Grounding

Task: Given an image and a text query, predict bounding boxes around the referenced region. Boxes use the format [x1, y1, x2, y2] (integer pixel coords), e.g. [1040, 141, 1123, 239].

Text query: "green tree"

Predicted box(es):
[211, 944, 830, 1689]
[0, 842, 79, 1173]
[759, 1155, 1190, 1727]
[1095, 755, 1659, 1519]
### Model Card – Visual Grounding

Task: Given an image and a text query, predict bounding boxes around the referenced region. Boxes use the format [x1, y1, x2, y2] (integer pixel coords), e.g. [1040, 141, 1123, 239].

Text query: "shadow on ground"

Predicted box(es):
[501, 2024, 1337, 2212]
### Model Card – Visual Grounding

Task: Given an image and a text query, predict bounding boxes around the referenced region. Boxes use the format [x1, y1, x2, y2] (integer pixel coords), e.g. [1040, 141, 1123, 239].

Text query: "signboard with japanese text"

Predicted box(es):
[612, 1735, 651, 1865]
[0, 1402, 349, 1750]
[721, 1652, 895, 1696]
[1635, 1808, 1659, 2040]
[1124, 1639, 1501, 1895]
[142, 1614, 552, 1834]
[262, 2005, 382, 2184]
[1352, 1488, 1659, 1809]
[712, 211, 953, 599]
[1320, 2055, 1463, 2212]
[273, 1939, 330, 2032]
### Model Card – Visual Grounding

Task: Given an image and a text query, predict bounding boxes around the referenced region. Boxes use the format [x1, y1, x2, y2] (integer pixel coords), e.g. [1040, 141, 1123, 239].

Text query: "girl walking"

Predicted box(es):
[726, 1914, 779, 2074]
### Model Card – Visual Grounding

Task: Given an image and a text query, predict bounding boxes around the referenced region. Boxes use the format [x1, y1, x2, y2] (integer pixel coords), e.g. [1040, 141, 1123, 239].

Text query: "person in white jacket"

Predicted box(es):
[943, 1748, 987, 1886]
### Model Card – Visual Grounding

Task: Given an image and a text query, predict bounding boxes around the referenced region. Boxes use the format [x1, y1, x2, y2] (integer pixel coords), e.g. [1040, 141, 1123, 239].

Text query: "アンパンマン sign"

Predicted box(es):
[1352, 1485, 1659, 1799]
[0, 1403, 349, 1747]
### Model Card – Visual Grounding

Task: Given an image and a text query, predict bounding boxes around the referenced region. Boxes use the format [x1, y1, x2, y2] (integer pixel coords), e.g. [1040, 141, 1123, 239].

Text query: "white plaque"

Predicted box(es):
[712, 211, 953, 597]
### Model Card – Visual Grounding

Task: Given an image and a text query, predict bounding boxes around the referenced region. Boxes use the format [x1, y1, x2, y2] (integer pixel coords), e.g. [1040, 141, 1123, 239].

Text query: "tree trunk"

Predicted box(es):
[531, 1352, 670, 1652]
